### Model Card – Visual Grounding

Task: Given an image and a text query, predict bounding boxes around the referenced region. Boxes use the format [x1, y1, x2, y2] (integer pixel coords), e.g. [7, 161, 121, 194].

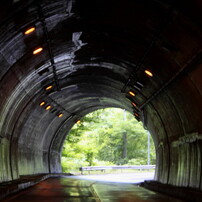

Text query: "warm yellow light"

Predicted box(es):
[132, 102, 137, 107]
[144, 70, 153, 77]
[45, 85, 53, 91]
[33, 47, 43, 55]
[129, 91, 135, 96]
[45, 105, 52, 110]
[40, 101, 46, 106]
[58, 113, 63, 118]
[134, 113, 139, 117]
[76, 120, 81, 124]
[24, 27, 36, 35]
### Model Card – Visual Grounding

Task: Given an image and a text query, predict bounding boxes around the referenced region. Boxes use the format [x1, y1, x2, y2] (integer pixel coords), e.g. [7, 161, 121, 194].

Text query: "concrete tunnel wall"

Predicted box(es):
[0, 0, 202, 191]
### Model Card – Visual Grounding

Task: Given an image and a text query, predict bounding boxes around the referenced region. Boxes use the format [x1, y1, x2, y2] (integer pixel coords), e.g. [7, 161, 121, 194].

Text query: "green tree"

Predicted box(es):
[61, 108, 156, 173]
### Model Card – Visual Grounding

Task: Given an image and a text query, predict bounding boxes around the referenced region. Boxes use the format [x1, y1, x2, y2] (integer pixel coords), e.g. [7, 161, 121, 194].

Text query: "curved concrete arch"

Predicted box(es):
[0, 0, 202, 197]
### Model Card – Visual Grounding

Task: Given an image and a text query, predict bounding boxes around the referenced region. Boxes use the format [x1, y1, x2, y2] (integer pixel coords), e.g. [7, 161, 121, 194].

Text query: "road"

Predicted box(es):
[3, 174, 184, 202]
[70, 171, 155, 183]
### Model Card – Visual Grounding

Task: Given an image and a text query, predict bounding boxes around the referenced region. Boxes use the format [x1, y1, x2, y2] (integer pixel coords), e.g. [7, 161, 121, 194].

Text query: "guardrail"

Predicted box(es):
[79, 165, 155, 174]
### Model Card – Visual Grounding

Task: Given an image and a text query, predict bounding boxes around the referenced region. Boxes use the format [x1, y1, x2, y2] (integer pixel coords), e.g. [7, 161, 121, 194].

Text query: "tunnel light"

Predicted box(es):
[33, 47, 43, 55]
[45, 85, 53, 91]
[129, 91, 136, 97]
[45, 105, 52, 110]
[76, 120, 81, 124]
[134, 113, 139, 117]
[39, 101, 46, 106]
[57, 113, 63, 118]
[144, 70, 153, 77]
[131, 102, 137, 107]
[24, 27, 36, 35]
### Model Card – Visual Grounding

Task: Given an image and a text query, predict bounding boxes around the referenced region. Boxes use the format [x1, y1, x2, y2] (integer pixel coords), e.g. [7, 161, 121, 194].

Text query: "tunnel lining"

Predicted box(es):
[0, 0, 201, 193]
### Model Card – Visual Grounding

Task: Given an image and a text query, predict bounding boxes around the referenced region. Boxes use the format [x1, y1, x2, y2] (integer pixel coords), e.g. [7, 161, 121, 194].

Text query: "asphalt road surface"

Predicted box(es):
[70, 171, 155, 183]
[3, 174, 184, 202]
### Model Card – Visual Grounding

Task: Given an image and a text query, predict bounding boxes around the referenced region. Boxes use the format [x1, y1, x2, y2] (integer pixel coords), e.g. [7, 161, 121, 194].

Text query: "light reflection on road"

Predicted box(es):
[67, 171, 155, 183]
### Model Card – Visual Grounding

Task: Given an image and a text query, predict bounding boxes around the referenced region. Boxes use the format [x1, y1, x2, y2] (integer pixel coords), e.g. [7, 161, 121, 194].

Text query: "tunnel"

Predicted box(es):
[0, 0, 202, 200]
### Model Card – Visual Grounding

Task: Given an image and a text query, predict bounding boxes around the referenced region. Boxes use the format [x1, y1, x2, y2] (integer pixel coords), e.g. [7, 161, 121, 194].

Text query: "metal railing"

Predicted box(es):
[79, 165, 155, 174]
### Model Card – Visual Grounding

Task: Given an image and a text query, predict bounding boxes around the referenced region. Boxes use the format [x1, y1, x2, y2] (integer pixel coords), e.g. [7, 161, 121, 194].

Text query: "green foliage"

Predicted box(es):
[127, 158, 146, 165]
[61, 108, 156, 173]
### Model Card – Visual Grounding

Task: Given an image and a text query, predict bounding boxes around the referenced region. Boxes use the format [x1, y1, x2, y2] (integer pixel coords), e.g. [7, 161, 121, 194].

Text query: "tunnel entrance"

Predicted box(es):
[0, 0, 202, 200]
[61, 108, 156, 181]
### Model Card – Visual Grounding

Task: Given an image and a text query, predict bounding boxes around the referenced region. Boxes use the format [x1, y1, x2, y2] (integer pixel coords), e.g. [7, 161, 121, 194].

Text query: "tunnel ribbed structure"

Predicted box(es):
[0, 0, 202, 191]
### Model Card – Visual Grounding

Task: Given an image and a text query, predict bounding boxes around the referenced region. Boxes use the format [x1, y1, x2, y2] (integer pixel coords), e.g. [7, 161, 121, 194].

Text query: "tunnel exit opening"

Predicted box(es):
[61, 108, 156, 181]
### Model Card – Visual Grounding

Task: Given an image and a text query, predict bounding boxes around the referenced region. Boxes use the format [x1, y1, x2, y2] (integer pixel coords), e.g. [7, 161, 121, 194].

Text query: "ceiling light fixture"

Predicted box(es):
[134, 113, 139, 117]
[144, 70, 153, 77]
[39, 101, 46, 106]
[45, 105, 52, 110]
[45, 85, 53, 91]
[57, 113, 63, 118]
[24, 27, 36, 35]
[131, 102, 137, 107]
[129, 91, 136, 97]
[33, 47, 43, 55]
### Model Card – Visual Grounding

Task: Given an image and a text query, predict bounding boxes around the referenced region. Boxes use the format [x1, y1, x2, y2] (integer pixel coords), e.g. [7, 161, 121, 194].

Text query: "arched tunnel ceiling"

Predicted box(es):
[0, 0, 202, 188]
